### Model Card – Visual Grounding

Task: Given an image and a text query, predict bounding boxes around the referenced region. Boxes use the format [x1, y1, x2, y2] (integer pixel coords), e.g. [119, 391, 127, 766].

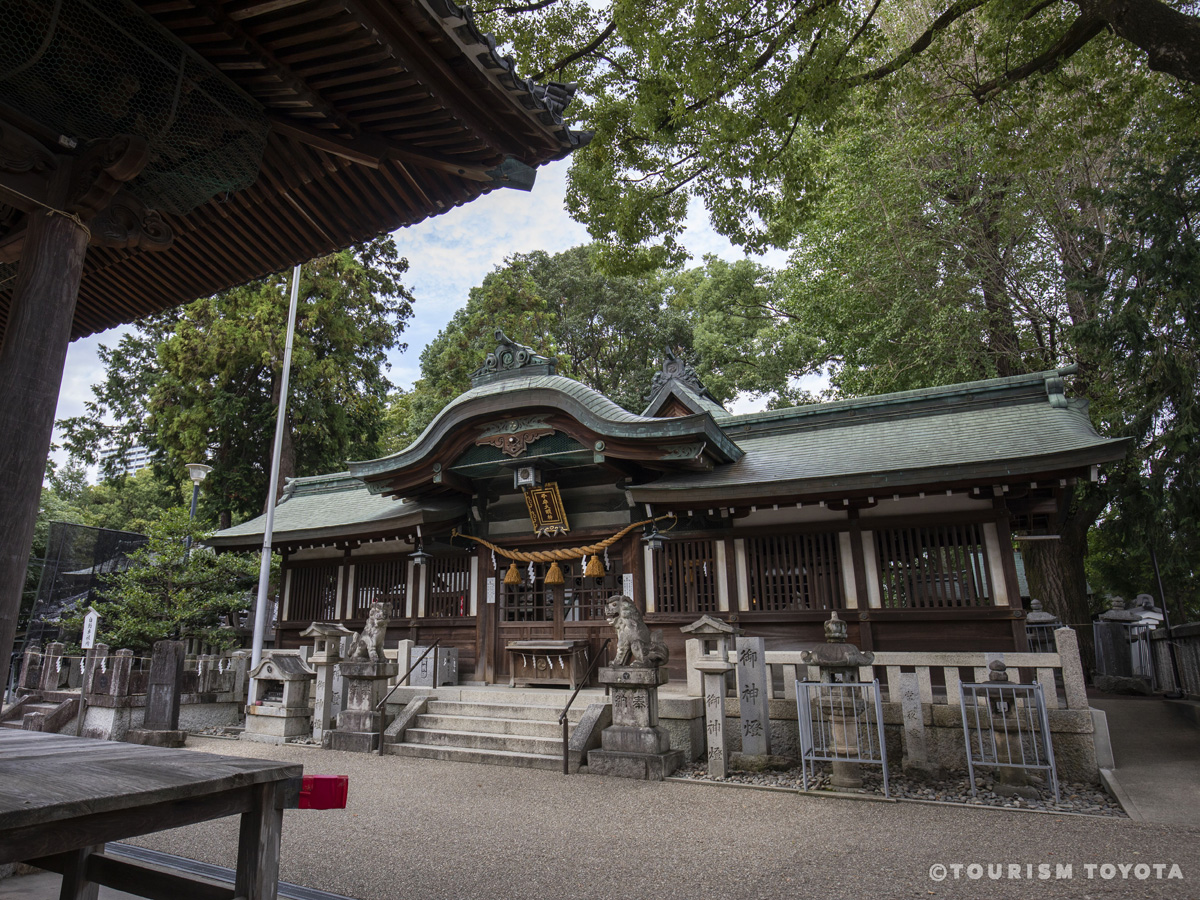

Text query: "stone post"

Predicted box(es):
[109, 649, 134, 697]
[734, 636, 771, 758]
[697, 658, 734, 777]
[39, 642, 66, 693]
[125, 640, 186, 747]
[1054, 627, 1088, 710]
[17, 643, 42, 694]
[898, 672, 942, 780]
[82, 643, 109, 696]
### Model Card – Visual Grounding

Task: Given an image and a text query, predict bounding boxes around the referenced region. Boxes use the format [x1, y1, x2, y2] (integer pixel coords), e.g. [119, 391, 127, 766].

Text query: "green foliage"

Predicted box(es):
[476, 0, 1198, 263]
[59, 237, 414, 525]
[400, 245, 714, 438]
[59, 507, 261, 653]
[1075, 141, 1200, 620]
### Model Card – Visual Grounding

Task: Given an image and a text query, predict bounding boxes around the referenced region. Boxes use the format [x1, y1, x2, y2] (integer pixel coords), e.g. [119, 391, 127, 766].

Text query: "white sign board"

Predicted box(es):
[622, 573, 634, 598]
[486, 579, 497, 605]
[81, 608, 100, 649]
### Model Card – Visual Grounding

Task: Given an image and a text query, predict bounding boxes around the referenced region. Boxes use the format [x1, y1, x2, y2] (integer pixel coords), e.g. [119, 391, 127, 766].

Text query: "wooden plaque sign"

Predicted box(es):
[524, 483, 570, 537]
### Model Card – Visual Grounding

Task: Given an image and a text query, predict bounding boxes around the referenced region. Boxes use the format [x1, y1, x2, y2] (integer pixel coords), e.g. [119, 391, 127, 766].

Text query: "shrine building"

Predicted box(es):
[209, 332, 1128, 683]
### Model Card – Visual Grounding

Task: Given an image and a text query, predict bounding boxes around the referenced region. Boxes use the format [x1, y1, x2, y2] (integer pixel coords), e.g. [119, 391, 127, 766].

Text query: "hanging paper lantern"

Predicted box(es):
[584, 553, 606, 578]
[504, 562, 522, 585]
[545, 560, 565, 585]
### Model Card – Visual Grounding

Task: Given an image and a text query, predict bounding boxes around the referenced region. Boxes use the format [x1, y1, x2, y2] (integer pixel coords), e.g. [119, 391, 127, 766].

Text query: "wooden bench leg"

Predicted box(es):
[235, 782, 283, 900]
[58, 844, 102, 900]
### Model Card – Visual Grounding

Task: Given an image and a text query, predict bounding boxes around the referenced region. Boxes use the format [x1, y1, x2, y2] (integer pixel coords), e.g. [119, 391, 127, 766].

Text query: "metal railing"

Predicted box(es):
[559, 638, 609, 775]
[374, 640, 439, 755]
[959, 680, 1059, 804]
[795, 679, 889, 797]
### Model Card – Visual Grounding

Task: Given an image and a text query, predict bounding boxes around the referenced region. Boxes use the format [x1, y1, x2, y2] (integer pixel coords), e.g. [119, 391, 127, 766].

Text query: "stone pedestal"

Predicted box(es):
[587, 666, 684, 781]
[822, 695, 866, 789]
[328, 660, 398, 753]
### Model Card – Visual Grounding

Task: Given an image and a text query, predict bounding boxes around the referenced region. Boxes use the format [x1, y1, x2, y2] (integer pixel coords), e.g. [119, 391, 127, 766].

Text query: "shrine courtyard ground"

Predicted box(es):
[47, 730, 1199, 900]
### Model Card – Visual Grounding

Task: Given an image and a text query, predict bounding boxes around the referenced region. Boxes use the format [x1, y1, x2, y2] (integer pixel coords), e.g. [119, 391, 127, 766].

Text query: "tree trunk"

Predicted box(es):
[1023, 488, 1108, 675]
[0, 211, 89, 692]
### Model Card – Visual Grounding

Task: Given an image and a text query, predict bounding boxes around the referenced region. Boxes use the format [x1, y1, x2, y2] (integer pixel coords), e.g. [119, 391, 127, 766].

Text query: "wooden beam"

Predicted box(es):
[29, 850, 236, 900]
[269, 116, 498, 182]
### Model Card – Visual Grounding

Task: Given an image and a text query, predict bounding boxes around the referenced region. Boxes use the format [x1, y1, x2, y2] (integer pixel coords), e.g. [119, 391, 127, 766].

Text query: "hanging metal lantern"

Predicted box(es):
[584, 553, 606, 578]
[504, 561, 522, 585]
[545, 560, 565, 585]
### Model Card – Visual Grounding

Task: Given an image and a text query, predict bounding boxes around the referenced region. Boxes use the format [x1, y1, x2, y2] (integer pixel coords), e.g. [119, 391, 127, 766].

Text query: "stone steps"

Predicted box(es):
[404, 726, 562, 756]
[384, 689, 608, 769]
[383, 741, 562, 770]
[426, 699, 586, 723]
[0, 700, 68, 730]
[415, 713, 565, 739]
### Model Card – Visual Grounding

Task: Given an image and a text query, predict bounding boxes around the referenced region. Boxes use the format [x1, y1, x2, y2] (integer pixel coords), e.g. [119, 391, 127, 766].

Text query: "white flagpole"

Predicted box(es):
[251, 264, 302, 670]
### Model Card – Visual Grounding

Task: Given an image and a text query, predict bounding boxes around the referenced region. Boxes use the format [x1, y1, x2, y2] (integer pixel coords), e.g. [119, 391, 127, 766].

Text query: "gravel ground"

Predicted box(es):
[119, 737, 1199, 900]
[673, 762, 1126, 816]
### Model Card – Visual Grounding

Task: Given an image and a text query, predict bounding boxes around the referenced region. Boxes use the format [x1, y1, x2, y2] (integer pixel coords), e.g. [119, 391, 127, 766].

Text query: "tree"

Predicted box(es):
[401, 245, 700, 438]
[59, 508, 260, 654]
[473, 0, 1198, 263]
[1074, 140, 1200, 623]
[60, 237, 414, 527]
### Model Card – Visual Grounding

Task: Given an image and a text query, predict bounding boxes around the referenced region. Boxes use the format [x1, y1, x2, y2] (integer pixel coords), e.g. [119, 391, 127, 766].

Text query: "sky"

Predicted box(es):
[52, 158, 791, 473]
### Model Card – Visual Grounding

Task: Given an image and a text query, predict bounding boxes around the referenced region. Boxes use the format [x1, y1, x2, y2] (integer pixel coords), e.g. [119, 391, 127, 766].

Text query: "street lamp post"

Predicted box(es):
[184, 464, 212, 559]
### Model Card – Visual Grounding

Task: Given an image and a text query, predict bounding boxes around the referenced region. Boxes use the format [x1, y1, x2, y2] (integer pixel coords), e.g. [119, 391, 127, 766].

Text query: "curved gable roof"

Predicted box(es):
[348, 373, 743, 492]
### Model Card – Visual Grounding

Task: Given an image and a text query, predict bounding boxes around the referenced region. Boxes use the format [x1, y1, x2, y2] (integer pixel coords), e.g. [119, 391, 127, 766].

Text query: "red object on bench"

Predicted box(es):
[298, 775, 348, 809]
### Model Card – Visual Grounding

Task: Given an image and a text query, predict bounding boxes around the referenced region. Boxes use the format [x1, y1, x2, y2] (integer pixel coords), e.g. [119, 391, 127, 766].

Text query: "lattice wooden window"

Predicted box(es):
[501, 562, 551, 622]
[745, 532, 843, 611]
[874, 523, 994, 608]
[426, 556, 471, 618]
[286, 565, 339, 622]
[564, 558, 623, 622]
[653, 539, 718, 614]
[353, 558, 407, 619]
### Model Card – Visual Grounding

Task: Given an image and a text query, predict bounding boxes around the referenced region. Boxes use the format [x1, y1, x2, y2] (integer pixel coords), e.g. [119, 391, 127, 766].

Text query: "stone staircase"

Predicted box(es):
[383, 688, 607, 770]
[0, 693, 79, 732]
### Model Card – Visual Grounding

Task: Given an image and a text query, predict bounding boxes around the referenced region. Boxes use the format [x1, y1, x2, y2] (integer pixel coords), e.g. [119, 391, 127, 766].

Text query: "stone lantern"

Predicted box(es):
[300, 622, 354, 743]
[798, 611, 875, 788]
[681, 614, 739, 697]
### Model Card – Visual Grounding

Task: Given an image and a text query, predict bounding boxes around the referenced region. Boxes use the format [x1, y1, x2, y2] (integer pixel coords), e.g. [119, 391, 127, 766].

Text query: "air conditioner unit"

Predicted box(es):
[515, 465, 542, 489]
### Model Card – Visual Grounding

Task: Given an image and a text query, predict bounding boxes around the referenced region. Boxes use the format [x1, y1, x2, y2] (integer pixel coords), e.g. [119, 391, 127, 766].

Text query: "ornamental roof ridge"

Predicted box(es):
[646, 348, 724, 408]
[469, 329, 557, 386]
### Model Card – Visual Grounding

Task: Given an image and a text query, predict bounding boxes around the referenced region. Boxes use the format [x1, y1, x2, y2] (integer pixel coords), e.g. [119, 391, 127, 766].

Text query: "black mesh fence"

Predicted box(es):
[0, 0, 268, 215]
[25, 521, 147, 647]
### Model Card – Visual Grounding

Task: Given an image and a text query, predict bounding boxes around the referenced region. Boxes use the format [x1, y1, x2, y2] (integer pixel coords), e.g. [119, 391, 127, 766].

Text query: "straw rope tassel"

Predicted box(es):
[451, 514, 675, 563]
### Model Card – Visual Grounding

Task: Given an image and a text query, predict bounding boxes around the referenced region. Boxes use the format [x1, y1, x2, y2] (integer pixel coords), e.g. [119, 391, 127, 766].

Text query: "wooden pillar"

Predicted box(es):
[0, 209, 89, 693]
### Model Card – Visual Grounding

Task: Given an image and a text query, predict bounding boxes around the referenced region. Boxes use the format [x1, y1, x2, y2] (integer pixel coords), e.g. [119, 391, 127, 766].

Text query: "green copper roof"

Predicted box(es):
[348, 373, 743, 482]
[630, 368, 1128, 502]
[206, 471, 466, 549]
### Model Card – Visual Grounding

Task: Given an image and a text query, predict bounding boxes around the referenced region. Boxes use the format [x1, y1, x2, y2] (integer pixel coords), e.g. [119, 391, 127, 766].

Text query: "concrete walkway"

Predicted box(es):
[1090, 694, 1200, 827]
[5, 735, 1196, 900]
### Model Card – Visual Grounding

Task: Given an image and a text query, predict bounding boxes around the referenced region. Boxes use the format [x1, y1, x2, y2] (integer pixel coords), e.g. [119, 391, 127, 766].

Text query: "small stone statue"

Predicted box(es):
[346, 601, 389, 662]
[606, 595, 669, 668]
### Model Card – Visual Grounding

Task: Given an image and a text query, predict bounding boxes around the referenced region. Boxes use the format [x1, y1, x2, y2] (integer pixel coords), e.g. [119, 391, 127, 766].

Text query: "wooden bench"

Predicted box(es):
[0, 730, 301, 899]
